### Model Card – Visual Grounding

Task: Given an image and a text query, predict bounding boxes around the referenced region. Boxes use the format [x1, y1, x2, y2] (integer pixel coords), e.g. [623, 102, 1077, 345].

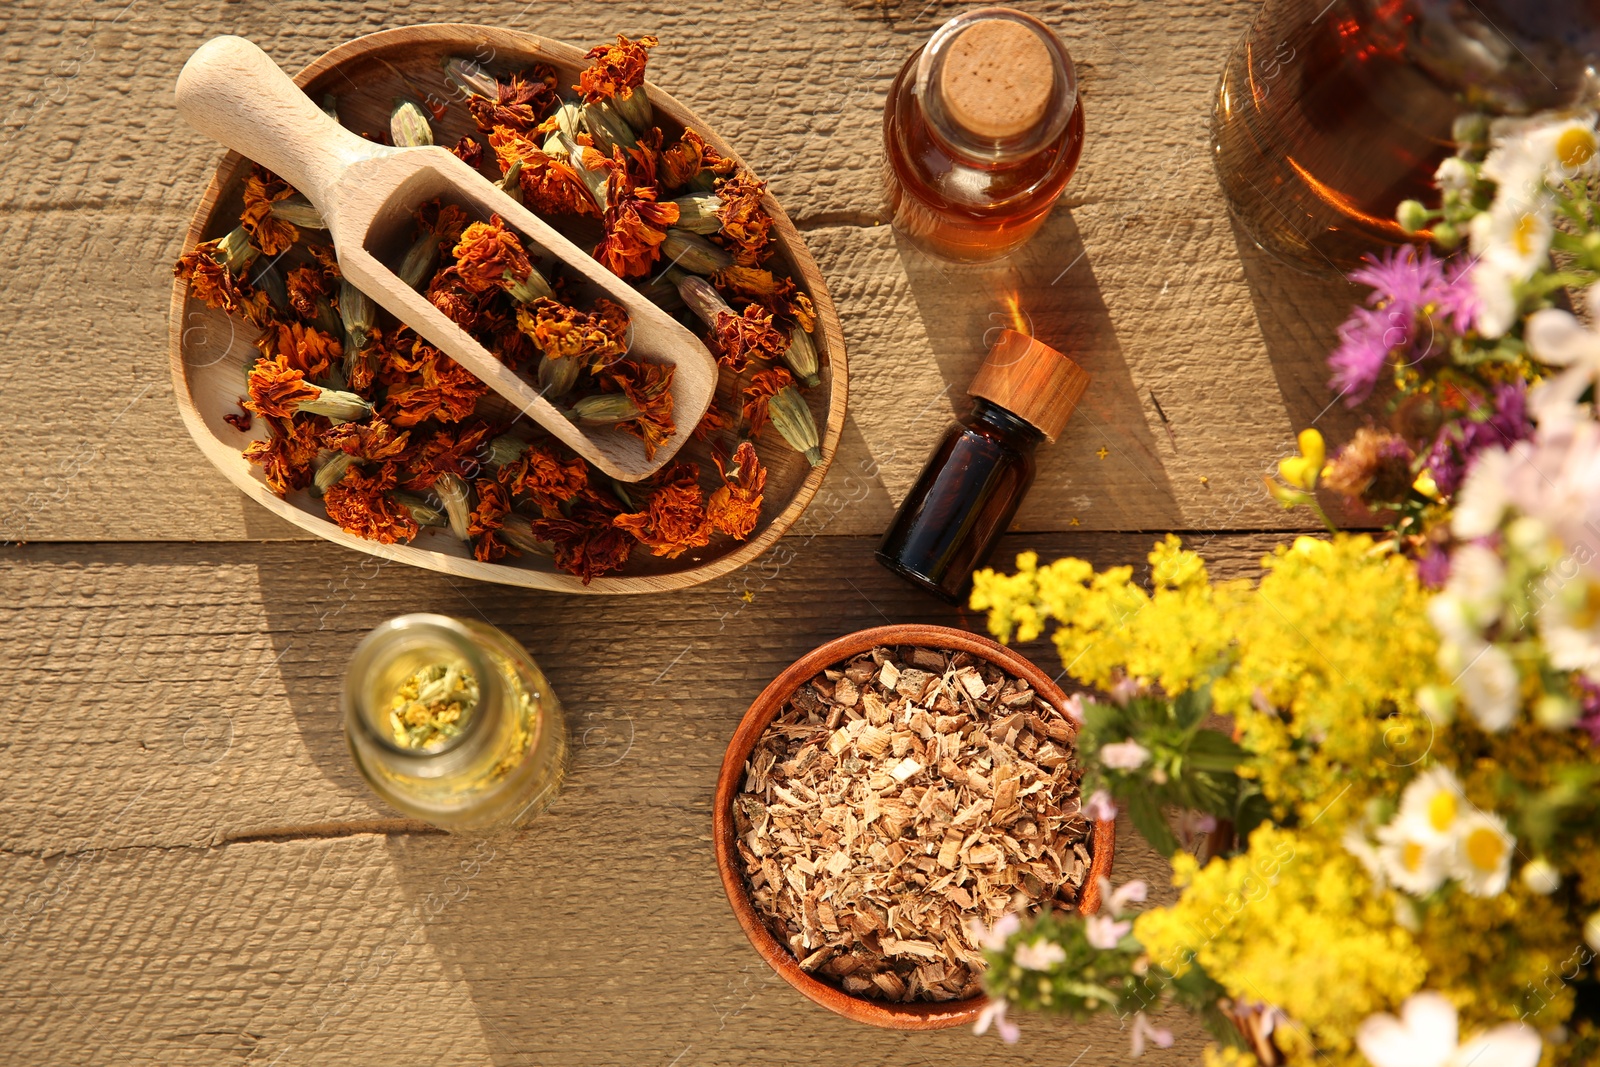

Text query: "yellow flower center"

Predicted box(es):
[1402, 840, 1425, 874]
[1557, 126, 1596, 169]
[1513, 212, 1541, 256]
[1428, 791, 1457, 833]
[1465, 826, 1506, 872]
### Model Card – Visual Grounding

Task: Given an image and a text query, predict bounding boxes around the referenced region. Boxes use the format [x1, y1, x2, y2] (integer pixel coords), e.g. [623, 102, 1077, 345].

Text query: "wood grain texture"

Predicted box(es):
[0, 0, 1369, 545]
[1, 531, 1296, 1065]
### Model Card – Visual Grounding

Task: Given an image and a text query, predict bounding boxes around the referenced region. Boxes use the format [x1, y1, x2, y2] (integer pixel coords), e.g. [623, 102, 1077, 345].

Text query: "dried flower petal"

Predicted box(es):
[381, 342, 490, 427]
[593, 149, 680, 279]
[399, 421, 494, 491]
[244, 354, 321, 418]
[174, 233, 260, 319]
[323, 462, 419, 544]
[285, 265, 332, 323]
[414, 199, 472, 247]
[530, 503, 636, 584]
[321, 417, 412, 463]
[487, 126, 600, 217]
[742, 367, 795, 436]
[713, 303, 788, 373]
[466, 67, 560, 134]
[243, 415, 320, 496]
[254, 320, 343, 381]
[516, 296, 630, 370]
[450, 135, 484, 168]
[577, 34, 657, 103]
[468, 476, 515, 561]
[239, 168, 299, 256]
[499, 440, 589, 515]
[453, 215, 537, 296]
[613, 461, 712, 559]
[425, 265, 489, 331]
[715, 172, 774, 266]
[707, 441, 767, 540]
[602, 359, 677, 459]
[659, 128, 734, 191]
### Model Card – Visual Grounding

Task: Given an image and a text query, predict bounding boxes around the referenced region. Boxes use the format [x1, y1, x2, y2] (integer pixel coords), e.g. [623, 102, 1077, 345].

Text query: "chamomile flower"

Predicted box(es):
[1452, 809, 1516, 897]
[1455, 643, 1521, 733]
[1441, 543, 1506, 628]
[1397, 767, 1466, 846]
[1527, 283, 1600, 428]
[1376, 819, 1451, 896]
[1357, 991, 1541, 1067]
[1535, 573, 1600, 678]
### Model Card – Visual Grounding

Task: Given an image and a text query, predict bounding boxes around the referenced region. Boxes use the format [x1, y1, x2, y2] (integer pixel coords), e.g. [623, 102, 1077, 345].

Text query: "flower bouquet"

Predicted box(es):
[965, 109, 1600, 1066]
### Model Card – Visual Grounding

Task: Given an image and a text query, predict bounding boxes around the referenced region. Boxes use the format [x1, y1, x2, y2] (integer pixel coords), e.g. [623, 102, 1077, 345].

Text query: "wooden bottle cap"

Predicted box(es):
[939, 18, 1055, 140]
[968, 329, 1089, 442]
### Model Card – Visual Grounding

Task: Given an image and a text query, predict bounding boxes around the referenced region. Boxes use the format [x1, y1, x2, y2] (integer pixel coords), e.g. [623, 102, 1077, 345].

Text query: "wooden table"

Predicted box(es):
[0, 1, 1358, 1062]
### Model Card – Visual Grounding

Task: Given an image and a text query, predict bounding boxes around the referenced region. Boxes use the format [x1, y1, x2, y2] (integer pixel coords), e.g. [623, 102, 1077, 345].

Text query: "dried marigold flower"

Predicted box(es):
[516, 296, 630, 370]
[742, 367, 795, 437]
[707, 441, 767, 540]
[322, 417, 412, 463]
[246, 354, 372, 422]
[613, 461, 711, 559]
[692, 403, 736, 442]
[602, 359, 677, 459]
[174, 227, 260, 318]
[381, 343, 490, 427]
[323, 462, 419, 544]
[450, 134, 484, 168]
[660, 128, 734, 192]
[400, 422, 495, 491]
[285, 265, 333, 323]
[487, 126, 600, 217]
[577, 34, 657, 104]
[415, 199, 472, 248]
[243, 414, 320, 496]
[468, 476, 515, 561]
[453, 215, 553, 302]
[530, 503, 636, 584]
[592, 150, 680, 279]
[498, 440, 589, 515]
[254, 320, 343, 381]
[713, 303, 789, 373]
[715, 172, 774, 266]
[465, 67, 560, 135]
[425, 265, 488, 331]
[240, 168, 299, 256]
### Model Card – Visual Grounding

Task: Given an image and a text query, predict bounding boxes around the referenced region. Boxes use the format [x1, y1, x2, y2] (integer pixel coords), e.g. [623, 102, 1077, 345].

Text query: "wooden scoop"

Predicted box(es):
[175, 34, 717, 482]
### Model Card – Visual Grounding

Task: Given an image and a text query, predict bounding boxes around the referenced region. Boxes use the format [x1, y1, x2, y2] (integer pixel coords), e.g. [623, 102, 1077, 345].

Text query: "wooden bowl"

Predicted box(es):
[713, 624, 1116, 1030]
[169, 24, 847, 594]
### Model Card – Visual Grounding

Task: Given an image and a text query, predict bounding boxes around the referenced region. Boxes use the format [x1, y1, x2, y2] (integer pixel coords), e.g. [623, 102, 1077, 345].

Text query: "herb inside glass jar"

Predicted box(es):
[386, 662, 479, 749]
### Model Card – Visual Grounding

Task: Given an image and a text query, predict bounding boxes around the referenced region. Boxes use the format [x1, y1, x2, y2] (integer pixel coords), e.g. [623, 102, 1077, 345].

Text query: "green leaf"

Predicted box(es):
[1171, 685, 1213, 731]
[1186, 729, 1247, 773]
[1125, 786, 1179, 858]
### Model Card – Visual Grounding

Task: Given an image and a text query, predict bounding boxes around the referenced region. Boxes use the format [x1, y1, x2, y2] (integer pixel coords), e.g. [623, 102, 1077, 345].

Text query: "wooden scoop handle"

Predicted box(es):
[175, 35, 388, 217]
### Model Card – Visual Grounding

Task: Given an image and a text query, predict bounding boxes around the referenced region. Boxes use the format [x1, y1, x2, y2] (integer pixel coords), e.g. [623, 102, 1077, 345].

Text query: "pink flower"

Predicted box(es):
[1107, 878, 1148, 916]
[1084, 789, 1118, 822]
[1099, 738, 1151, 770]
[966, 912, 1020, 952]
[1086, 913, 1132, 949]
[974, 998, 1020, 1044]
[1061, 692, 1086, 725]
[1108, 676, 1142, 705]
[1013, 938, 1067, 971]
[1130, 1011, 1175, 1057]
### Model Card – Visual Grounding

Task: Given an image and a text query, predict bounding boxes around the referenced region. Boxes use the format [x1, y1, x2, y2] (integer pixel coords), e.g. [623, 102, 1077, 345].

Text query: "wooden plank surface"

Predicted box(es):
[1, 531, 1284, 1064]
[0, 0, 1365, 544]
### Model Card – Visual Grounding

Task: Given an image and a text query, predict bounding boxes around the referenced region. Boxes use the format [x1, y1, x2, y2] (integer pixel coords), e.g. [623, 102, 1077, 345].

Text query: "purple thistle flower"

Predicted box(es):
[1423, 382, 1533, 497]
[1415, 546, 1451, 589]
[1330, 246, 1476, 405]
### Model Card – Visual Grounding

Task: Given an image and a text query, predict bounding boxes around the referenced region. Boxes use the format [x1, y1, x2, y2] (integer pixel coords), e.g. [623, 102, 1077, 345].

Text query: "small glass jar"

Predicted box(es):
[883, 6, 1084, 262]
[343, 614, 566, 832]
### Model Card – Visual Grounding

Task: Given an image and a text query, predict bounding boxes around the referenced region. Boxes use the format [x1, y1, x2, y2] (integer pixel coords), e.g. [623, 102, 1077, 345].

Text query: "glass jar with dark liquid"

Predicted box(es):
[883, 7, 1085, 262]
[878, 329, 1089, 602]
[1213, 0, 1600, 275]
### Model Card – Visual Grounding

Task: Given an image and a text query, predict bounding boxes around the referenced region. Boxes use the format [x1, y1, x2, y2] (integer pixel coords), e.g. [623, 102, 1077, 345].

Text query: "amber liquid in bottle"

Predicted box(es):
[883, 9, 1085, 262]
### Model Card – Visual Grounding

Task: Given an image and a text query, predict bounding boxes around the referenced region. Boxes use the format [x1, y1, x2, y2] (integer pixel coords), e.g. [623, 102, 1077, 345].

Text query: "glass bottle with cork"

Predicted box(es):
[877, 329, 1090, 602]
[883, 7, 1084, 261]
[343, 613, 566, 832]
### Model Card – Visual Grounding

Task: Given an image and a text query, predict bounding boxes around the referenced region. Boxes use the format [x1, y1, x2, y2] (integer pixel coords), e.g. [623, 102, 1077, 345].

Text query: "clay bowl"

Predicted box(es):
[713, 624, 1116, 1029]
[169, 24, 847, 594]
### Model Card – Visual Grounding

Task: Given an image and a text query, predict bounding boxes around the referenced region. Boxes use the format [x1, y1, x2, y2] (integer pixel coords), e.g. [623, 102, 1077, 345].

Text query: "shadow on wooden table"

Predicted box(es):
[888, 210, 1182, 531]
[244, 532, 1224, 1064]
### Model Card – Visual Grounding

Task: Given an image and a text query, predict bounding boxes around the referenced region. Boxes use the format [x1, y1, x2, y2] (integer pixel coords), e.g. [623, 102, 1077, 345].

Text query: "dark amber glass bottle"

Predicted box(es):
[877, 330, 1089, 603]
[882, 7, 1084, 262]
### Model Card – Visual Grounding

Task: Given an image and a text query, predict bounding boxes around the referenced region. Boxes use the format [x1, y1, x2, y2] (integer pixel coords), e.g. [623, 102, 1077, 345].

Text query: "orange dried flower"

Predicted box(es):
[659, 128, 734, 190]
[450, 135, 484, 168]
[486, 126, 600, 217]
[400, 422, 495, 491]
[593, 151, 680, 279]
[715, 173, 774, 266]
[174, 241, 260, 321]
[516, 296, 630, 370]
[713, 303, 788, 373]
[499, 441, 589, 515]
[239, 168, 299, 256]
[323, 462, 419, 544]
[742, 367, 795, 436]
[254, 320, 342, 380]
[381, 343, 490, 427]
[530, 503, 636, 584]
[285, 265, 332, 322]
[692, 404, 736, 442]
[576, 34, 658, 103]
[467, 67, 560, 134]
[245, 354, 321, 419]
[425, 265, 488, 331]
[321, 417, 412, 463]
[415, 199, 472, 248]
[713, 265, 787, 300]
[707, 441, 767, 540]
[452, 215, 535, 296]
[602, 359, 677, 459]
[468, 476, 515, 561]
[613, 461, 712, 559]
[243, 415, 320, 496]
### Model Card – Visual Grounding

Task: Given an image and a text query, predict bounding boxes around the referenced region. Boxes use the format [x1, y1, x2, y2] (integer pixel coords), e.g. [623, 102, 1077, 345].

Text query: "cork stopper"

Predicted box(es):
[968, 329, 1089, 442]
[939, 18, 1055, 140]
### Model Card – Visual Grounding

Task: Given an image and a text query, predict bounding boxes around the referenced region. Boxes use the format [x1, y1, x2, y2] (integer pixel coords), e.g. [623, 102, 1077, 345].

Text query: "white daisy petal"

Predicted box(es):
[1448, 1024, 1542, 1067]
